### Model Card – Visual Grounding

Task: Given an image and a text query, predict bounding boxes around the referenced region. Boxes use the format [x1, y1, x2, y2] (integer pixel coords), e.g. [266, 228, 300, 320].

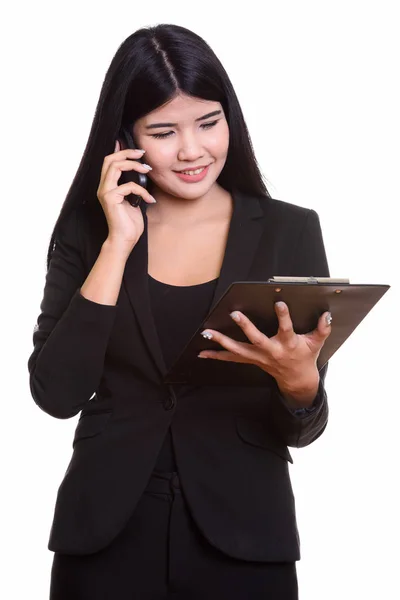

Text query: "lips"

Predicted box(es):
[175, 164, 211, 173]
[174, 164, 211, 183]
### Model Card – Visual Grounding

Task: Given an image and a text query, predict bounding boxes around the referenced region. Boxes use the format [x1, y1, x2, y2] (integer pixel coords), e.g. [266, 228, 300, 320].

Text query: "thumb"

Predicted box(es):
[313, 311, 332, 344]
[306, 312, 332, 349]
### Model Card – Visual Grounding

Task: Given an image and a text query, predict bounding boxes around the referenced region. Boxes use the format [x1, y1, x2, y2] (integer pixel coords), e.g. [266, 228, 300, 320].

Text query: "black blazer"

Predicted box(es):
[28, 190, 329, 562]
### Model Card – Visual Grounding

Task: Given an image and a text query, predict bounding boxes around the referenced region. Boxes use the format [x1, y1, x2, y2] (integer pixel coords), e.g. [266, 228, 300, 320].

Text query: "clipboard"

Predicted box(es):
[164, 277, 390, 386]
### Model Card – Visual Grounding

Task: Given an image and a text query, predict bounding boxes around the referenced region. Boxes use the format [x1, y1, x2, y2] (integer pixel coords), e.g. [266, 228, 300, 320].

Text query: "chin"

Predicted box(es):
[178, 184, 217, 199]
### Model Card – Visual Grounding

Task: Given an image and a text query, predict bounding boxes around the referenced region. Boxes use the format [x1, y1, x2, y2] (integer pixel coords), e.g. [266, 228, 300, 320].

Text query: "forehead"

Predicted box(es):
[140, 94, 223, 125]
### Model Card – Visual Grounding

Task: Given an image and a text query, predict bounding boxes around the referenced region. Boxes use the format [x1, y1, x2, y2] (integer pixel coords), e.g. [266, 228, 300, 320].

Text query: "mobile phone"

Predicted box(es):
[118, 126, 148, 207]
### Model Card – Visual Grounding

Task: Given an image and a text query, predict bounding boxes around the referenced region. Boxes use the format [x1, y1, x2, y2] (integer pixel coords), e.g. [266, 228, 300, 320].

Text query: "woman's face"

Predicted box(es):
[132, 93, 230, 200]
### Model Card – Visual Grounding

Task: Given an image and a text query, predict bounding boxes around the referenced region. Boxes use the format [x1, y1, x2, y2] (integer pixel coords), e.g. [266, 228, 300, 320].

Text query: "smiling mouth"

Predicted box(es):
[175, 164, 211, 175]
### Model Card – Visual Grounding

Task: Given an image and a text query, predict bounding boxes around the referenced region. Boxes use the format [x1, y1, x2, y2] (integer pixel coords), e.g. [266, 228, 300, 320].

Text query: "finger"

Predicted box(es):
[111, 181, 156, 205]
[306, 311, 332, 347]
[114, 140, 120, 152]
[198, 350, 254, 364]
[104, 158, 152, 189]
[101, 148, 146, 181]
[100, 160, 152, 199]
[229, 311, 271, 350]
[200, 328, 256, 362]
[274, 302, 296, 344]
[317, 311, 332, 340]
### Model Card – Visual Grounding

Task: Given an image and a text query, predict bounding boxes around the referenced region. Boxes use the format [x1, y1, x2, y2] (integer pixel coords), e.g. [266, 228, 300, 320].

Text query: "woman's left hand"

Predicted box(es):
[198, 301, 332, 407]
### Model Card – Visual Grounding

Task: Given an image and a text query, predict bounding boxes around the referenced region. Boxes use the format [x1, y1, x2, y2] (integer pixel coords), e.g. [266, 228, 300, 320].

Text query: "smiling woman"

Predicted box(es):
[28, 23, 330, 600]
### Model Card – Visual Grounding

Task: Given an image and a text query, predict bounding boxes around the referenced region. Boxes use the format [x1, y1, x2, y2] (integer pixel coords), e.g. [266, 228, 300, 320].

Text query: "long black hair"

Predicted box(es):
[46, 24, 271, 269]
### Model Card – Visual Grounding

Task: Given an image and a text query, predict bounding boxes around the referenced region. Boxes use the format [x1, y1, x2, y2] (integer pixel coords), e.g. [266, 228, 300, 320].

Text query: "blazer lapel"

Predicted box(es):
[122, 209, 167, 379]
[210, 189, 265, 309]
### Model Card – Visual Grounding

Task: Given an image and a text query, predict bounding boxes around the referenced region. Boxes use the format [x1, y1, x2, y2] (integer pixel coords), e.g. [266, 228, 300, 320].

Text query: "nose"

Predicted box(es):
[177, 132, 205, 162]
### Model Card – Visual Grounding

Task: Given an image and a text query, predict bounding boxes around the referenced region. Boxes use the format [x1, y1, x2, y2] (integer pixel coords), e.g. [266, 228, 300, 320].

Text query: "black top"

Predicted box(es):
[148, 274, 218, 472]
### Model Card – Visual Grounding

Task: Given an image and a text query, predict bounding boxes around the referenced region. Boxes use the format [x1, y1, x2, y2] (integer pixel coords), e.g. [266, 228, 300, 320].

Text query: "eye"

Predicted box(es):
[201, 120, 219, 130]
[150, 120, 219, 140]
[151, 131, 174, 139]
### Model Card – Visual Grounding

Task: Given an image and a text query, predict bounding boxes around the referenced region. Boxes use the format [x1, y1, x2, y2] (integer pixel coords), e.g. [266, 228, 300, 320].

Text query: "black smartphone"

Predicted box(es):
[118, 126, 148, 207]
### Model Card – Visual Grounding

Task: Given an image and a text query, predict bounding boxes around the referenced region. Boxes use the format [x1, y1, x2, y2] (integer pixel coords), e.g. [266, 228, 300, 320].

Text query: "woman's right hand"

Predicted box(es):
[96, 140, 156, 253]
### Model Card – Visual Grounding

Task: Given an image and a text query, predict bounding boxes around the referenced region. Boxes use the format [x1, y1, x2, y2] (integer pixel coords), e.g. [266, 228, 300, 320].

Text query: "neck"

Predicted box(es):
[146, 183, 232, 226]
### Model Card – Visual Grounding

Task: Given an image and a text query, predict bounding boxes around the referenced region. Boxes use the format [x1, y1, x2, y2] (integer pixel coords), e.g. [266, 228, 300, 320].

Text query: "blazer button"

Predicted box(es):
[164, 395, 176, 410]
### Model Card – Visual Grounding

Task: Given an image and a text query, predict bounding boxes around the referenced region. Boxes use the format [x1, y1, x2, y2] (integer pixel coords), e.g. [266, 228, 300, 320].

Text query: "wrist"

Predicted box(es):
[276, 369, 320, 409]
[102, 237, 134, 259]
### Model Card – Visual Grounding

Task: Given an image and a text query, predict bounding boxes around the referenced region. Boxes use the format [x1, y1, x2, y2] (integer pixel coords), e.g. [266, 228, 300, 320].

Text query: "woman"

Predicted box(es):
[28, 23, 332, 599]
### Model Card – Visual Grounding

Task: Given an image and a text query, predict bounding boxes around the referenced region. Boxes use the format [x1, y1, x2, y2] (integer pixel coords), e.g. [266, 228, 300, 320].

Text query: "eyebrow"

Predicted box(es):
[145, 110, 222, 130]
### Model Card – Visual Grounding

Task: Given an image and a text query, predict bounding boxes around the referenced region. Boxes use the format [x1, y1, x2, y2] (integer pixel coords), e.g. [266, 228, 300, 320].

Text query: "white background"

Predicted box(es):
[1, 1, 399, 598]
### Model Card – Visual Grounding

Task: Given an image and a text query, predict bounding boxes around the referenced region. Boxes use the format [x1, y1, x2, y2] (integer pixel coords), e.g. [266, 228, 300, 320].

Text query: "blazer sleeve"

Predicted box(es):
[27, 207, 117, 419]
[269, 208, 330, 448]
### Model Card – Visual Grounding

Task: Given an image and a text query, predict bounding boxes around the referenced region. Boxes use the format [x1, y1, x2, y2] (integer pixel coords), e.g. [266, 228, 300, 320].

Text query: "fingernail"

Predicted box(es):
[201, 331, 213, 340]
[325, 312, 332, 326]
[275, 301, 286, 311]
[230, 311, 240, 322]
[198, 354, 208, 359]
[136, 149, 146, 153]
[142, 163, 152, 170]
[149, 196, 157, 203]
